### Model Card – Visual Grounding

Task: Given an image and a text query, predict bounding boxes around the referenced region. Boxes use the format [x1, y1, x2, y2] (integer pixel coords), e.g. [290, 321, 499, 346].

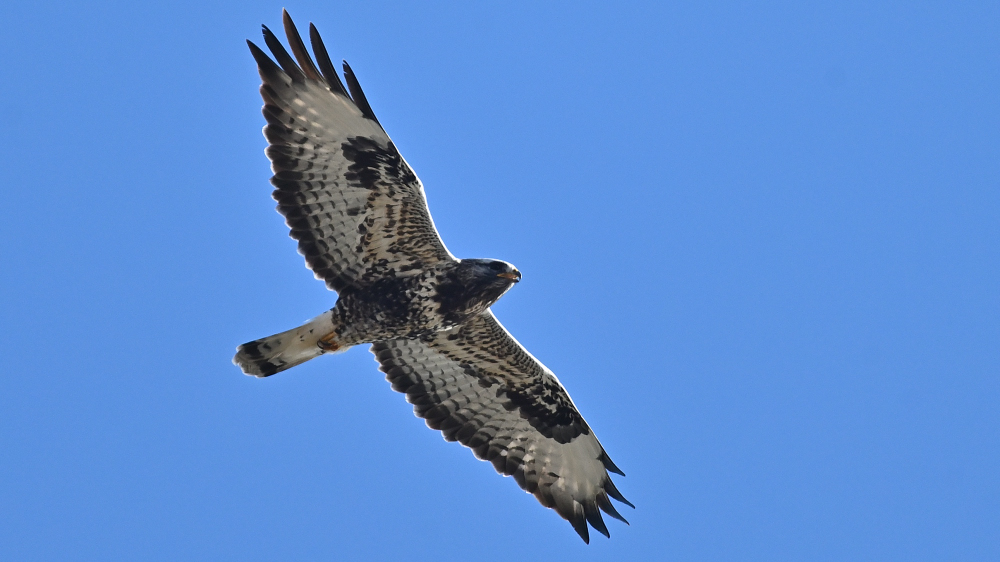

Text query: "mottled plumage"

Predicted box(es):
[233, 10, 631, 543]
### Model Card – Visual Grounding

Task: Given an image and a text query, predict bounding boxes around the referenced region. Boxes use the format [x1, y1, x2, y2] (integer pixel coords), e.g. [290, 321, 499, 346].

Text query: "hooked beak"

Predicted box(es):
[497, 270, 521, 282]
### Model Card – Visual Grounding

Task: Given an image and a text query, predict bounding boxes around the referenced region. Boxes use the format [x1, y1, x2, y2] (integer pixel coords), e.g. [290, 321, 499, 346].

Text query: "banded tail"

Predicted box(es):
[233, 310, 342, 377]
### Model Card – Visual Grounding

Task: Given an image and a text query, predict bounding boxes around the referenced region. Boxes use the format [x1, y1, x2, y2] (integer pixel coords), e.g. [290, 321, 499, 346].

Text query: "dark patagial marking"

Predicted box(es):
[341, 137, 416, 190]
[503, 380, 589, 443]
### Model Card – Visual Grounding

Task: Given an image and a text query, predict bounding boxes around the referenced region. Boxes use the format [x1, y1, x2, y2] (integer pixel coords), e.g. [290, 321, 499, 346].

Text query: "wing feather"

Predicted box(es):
[249, 12, 454, 292]
[370, 311, 631, 542]
[341, 61, 381, 124]
[308, 22, 350, 97]
[281, 11, 322, 81]
[261, 24, 304, 82]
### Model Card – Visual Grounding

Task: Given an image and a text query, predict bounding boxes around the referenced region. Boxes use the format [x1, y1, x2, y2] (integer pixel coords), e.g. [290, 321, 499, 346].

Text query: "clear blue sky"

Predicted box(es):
[2, 1, 997, 560]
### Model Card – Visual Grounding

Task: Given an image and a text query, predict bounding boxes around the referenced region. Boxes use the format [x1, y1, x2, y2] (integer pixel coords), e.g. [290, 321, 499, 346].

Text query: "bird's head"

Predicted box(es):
[460, 258, 521, 286]
[448, 258, 521, 313]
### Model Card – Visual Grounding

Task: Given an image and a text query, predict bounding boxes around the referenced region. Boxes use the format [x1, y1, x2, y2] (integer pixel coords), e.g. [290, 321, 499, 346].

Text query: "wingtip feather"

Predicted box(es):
[281, 10, 323, 81]
[342, 60, 381, 124]
[262, 23, 305, 82]
[309, 23, 350, 97]
[569, 510, 590, 544]
[597, 492, 630, 525]
[605, 478, 635, 509]
[600, 450, 626, 476]
[247, 40, 284, 80]
[584, 500, 610, 538]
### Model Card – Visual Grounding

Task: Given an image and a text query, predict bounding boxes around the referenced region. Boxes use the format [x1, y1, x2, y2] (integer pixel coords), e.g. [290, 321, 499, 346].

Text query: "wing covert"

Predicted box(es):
[370, 311, 632, 542]
[249, 11, 454, 292]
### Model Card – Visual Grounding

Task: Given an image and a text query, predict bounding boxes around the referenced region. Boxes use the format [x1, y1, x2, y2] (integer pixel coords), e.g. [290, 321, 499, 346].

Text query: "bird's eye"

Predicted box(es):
[491, 262, 504, 271]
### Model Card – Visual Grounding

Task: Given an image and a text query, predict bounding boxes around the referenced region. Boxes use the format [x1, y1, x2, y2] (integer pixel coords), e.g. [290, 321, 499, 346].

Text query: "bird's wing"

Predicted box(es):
[248, 11, 455, 293]
[370, 310, 632, 543]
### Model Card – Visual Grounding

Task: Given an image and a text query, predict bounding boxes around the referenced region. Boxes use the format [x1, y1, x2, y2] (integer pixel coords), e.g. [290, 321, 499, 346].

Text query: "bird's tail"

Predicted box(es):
[233, 309, 346, 377]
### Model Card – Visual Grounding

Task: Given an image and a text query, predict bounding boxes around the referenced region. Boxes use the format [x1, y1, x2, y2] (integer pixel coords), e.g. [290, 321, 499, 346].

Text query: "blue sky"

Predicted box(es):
[2, 1, 998, 559]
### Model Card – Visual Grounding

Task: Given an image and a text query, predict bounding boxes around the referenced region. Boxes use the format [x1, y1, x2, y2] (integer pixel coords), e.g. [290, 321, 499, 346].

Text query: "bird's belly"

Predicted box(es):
[332, 285, 461, 344]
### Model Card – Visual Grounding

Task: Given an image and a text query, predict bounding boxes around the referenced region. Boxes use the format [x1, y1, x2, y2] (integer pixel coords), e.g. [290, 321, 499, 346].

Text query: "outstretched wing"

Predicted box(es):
[248, 11, 455, 293]
[370, 311, 632, 543]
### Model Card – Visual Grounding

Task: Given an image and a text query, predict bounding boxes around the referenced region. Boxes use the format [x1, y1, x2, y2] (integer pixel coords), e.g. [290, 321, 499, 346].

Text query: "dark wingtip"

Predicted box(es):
[342, 60, 381, 124]
[247, 40, 283, 78]
[605, 478, 635, 509]
[597, 492, 629, 525]
[570, 513, 590, 544]
[309, 23, 349, 97]
[584, 500, 610, 538]
[281, 9, 322, 81]
[262, 23, 305, 82]
[600, 450, 626, 476]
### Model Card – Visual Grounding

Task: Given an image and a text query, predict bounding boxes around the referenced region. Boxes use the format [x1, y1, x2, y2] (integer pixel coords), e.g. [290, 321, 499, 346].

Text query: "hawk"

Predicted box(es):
[234, 10, 632, 542]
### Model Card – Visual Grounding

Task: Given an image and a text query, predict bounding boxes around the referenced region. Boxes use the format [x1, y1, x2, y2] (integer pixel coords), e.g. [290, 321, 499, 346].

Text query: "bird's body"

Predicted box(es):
[234, 11, 631, 543]
[235, 259, 520, 376]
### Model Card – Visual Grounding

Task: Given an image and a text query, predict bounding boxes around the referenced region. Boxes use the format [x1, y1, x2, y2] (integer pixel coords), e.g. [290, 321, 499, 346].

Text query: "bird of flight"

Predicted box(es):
[234, 10, 632, 543]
